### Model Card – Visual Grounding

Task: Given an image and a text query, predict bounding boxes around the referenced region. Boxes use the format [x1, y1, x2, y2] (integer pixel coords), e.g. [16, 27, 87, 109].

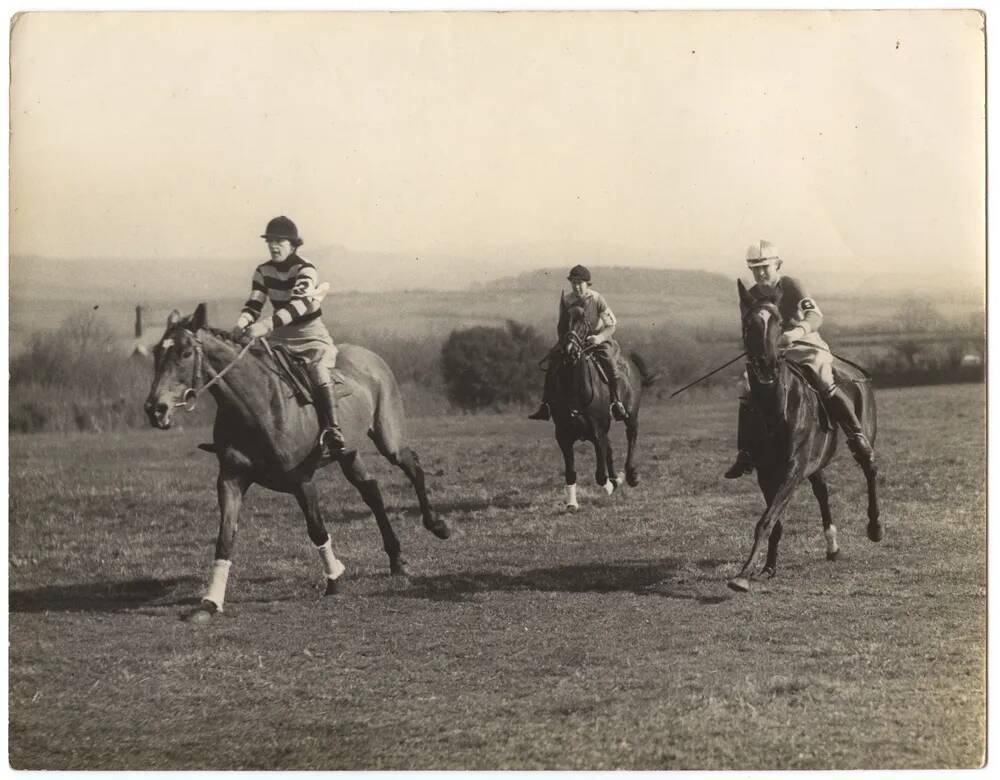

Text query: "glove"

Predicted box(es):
[247, 319, 274, 339]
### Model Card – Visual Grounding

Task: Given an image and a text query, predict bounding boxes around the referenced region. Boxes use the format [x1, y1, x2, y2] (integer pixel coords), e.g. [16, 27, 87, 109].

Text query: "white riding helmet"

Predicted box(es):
[746, 240, 780, 267]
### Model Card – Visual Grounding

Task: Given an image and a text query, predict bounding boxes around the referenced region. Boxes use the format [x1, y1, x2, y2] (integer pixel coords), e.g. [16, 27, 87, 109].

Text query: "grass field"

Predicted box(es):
[8, 384, 986, 769]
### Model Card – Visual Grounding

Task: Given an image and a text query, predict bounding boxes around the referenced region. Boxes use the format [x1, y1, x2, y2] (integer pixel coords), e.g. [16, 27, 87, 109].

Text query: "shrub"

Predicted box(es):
[440, 321, 548, 411]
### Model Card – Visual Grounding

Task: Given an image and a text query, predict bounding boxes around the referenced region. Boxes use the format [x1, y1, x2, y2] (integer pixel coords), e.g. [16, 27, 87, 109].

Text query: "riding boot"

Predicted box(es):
[602, 357, 628, 422]
[528, 360, 557, 420]
[724, 402, 755, 478]
[827, 385, 874, 467]
[315, 383, 355, 458]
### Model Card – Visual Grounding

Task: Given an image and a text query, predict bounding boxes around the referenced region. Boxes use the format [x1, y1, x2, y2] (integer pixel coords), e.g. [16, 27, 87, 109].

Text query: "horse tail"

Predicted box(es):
[629, 351, 659, 388]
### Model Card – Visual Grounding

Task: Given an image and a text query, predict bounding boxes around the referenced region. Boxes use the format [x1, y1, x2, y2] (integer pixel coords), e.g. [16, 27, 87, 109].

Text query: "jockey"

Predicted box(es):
[233, 216, 350, 457]
[528, 264, 628, 422]
[724, 240, 874, 478]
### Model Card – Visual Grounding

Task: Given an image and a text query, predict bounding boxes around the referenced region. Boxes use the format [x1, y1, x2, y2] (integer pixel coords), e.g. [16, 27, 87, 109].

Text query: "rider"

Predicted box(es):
[528, 264, 628, 422]
[724, 240, 874, 478]
[234, 216, 350, 457]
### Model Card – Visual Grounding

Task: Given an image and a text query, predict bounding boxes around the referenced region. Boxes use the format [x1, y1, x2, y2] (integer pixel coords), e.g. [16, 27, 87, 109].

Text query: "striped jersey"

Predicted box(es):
[236, 254, 323, 330]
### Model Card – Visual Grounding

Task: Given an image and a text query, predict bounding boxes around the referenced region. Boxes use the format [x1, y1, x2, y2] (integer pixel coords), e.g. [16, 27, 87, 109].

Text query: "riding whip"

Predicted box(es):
[669, 352, 747, 398]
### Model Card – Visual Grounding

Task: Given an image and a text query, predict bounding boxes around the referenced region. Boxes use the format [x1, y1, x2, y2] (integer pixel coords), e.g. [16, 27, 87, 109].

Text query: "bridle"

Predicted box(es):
[165, 328, 256, 411]
[742, 302, 782, 387]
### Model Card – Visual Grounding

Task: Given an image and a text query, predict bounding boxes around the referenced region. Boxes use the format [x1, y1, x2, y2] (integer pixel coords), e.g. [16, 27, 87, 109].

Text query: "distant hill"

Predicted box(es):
[8, 262, 984, 356]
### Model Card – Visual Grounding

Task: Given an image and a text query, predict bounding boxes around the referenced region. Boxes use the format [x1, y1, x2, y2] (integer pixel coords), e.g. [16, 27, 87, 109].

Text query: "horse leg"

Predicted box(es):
[863, 459, 882, 542]
[191, 470, 250, 622]
[593, 428, 615, 495]
[293, 480, 347, 596]
[557, 428, 579, 512]
[372, 438, 451, 540]
[339, 452, 409, 576]
[728, 469, 802, 592]
[624, 414, 640, 487]
[758, 476, 782, 578]
[809, 471, 839, 561]
[604, 434, 621, 494]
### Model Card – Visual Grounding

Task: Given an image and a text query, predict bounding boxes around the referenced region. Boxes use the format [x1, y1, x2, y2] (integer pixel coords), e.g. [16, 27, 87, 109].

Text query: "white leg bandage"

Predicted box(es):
[824, 525, 839, 556]
[565, 484, 579, 508]
[603, 478, 618, 496]
[317, 539, 346, 580]
[204, 559, 232, 611]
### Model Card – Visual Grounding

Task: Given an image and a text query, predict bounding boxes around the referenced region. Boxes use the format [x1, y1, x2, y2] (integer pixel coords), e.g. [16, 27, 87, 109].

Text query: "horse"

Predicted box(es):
[143, 304, 451, 621]
[548, 304, 658, 511]
[727, 279, 881, 592]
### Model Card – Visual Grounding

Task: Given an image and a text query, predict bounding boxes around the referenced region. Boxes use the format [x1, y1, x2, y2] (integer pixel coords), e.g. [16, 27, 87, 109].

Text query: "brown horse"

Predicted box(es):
[727, 280, 881, 592]
[144, 304, 450, 621]
[549, 304, 658, 511]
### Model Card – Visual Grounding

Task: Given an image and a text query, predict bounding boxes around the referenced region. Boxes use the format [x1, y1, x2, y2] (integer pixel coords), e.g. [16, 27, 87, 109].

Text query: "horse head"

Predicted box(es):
[738, 279, 783, 387]
[144, 303, 209, 429]
[559, 304, 591, 365]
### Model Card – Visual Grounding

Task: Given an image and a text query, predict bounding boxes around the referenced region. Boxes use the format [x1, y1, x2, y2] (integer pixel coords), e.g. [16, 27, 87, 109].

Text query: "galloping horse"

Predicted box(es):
[144, 304, 451, 620]
[727, 280, 881, 592]
[549, 304, 658, 511]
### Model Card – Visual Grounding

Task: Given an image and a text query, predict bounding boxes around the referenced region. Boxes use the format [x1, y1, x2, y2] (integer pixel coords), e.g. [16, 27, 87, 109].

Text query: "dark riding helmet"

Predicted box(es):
[567, 264, 592, 282]
[261, 216, 304, 247]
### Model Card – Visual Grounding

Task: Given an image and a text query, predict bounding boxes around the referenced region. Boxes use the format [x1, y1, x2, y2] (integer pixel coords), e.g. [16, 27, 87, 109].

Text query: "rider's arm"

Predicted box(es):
[782, 278, 823, 341]
[235, 267, 267, 330]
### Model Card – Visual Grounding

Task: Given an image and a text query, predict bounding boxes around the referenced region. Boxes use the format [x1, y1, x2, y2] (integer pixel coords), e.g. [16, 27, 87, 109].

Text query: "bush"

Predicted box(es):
[440, 321, 548, 411]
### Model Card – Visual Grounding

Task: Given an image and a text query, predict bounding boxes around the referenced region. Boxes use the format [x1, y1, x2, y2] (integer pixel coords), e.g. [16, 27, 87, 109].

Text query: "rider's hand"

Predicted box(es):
[586, 334, 602, 346]
[230, 325, 247, 341]
[247, 319, 274, 339]
[778, 327, 804, 347]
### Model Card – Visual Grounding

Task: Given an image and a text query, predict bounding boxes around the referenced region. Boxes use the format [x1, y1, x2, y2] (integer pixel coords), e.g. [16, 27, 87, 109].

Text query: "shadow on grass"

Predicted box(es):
[9, 577, 205, 614]
[396, 558, 731, 605]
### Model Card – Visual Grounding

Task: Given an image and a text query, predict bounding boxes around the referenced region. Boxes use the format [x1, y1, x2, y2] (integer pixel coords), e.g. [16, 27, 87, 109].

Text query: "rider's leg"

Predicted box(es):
[529, 348, 559, 420]
[826, 384, 874, 466]
[596, 345, 627, 421]
[308, 353, 353, 457]
[725, 371, 754, 478]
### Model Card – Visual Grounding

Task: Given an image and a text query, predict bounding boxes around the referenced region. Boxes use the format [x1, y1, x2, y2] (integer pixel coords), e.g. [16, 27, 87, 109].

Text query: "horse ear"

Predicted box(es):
[167, 309, 181, 327]
[191, 303, 208, 331]
[737, 279, 753, 311]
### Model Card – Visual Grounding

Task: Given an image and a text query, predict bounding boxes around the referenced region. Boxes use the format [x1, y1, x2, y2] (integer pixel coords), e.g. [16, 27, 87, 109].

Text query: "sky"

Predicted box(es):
[9, 10, 986, 292]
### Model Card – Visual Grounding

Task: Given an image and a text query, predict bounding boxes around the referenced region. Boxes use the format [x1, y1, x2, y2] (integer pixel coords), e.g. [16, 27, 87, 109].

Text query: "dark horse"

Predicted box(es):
[144, 304, 451, 620]
[727, 280, 881, 592]
[549, 304, 658, 511]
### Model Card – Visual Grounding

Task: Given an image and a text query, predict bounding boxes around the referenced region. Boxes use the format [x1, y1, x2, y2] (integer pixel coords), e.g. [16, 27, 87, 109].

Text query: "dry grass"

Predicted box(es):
[8, 384, 985, 769]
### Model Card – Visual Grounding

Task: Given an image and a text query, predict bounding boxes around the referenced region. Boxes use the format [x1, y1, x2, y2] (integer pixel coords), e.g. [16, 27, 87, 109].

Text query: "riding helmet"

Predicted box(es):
[567, 264, 592, 282]
[261, 216, 304, 247]
[745, 240, 779, 267]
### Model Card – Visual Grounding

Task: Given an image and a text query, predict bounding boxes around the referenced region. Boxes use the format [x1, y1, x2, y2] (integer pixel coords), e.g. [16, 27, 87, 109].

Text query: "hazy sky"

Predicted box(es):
[10, 10, 986, 289]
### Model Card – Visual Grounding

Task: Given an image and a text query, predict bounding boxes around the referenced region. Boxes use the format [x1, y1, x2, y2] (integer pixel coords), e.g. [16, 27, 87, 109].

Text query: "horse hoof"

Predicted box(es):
[727, 577, 751, 593]
[390, 560, 412, 577]
[565, 503, 579, 513]
[626, 471, 639, 487]
[761, 566, 776, 579]
[427, 518, 452, 540]
[867, 523, 884, 542]
[603, 480, 617, 496]
[826, 549, 840, 561]
[186, 602, 217, 624]
[324, 577, 343, 596]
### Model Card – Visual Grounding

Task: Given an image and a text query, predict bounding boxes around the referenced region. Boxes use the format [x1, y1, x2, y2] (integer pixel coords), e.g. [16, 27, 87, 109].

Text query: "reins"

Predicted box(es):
[173, 329, 258, 411]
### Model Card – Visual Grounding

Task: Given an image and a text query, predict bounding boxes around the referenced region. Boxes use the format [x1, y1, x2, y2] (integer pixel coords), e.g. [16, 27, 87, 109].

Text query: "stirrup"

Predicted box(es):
[320, 427, 353, 457]
[528, 403, 551, 421]
[724, 452, 754, 479]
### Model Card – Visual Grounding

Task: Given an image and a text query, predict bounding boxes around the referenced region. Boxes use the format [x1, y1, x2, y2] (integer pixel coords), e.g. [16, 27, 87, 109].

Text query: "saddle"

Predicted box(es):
[258, 342, 352, 405]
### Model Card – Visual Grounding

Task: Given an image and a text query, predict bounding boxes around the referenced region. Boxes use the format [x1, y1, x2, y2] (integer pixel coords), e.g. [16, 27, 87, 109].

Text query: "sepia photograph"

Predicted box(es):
[7, 7, 987, 770]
